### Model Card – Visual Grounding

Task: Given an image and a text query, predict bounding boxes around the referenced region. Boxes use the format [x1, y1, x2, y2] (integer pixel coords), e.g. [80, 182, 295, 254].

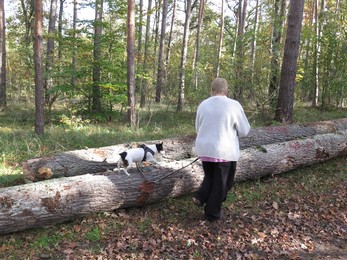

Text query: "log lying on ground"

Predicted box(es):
[1, 130, 347, 234]
[22, 118, 347, 181]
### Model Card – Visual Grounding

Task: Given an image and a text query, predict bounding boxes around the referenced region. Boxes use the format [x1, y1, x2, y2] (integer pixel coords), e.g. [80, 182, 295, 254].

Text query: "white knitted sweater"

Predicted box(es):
[195, 96, 250, 161]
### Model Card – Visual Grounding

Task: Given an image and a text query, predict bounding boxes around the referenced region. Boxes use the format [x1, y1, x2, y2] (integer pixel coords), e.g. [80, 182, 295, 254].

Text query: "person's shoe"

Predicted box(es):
[205, 216, 220, 223]
[192, 197, 204, 207]
[205, 212, 224, 223]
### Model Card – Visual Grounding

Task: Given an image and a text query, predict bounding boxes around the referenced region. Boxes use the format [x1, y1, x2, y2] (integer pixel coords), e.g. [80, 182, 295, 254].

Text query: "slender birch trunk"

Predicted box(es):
[0, 0, 6, 110]
[164, 0, 176, 85]
[34, 0, 44, 135]
[215, 0, 224, 78]
[45, 0, 58, 114]
[71, 0, 77, 90]
[268, 0, 286, 108]
[92, 0, 103, 112]
[192, 0, 205, 88]
[155, 0, 168, 103]
[234, 0, 247, 102]
[177, 0, 192, 112]
[127, 0, 136, 128]
[140, 0, 153, 107]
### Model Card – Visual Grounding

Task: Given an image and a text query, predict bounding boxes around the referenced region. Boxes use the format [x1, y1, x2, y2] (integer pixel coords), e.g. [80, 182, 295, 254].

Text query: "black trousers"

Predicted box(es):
[195, 161, 237, 220]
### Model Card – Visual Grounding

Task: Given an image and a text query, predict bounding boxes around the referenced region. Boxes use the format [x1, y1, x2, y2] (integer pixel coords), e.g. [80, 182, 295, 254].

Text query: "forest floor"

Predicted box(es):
[0, 156, 346, 259]
[1, 106, 347, 259]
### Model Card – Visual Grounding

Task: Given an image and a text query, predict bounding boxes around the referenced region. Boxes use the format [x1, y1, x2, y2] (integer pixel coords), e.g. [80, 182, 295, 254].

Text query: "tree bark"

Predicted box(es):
[152, 0, 161, 78]
[2, 130, 347, 235]
[250, 0, 259, 76]
[177, 0, 192, 112]
[22, 118, 347, 182]
[127, 0, 136, 128]
[45, 0, 58, 113]
[140, 0, 152, 108]
[20, 0, 35, 46]
[92, 0, 103, 112]
[155, 0, 168, 103]
[137, 0, 143, 65]
[164, 0, 176, 85]
[192, 0, 205, 88]
[234, 0, 247, 102]
[215, 0, 224, 78]
[58, 0, 66, 61]
[274, 0, 305, 123]
[0, 0, 6, 110]
[312, 0, 325, 108]
[268, 0, 286, 108]
[34, 0, 44, 135]
[71, 0, 77, 90]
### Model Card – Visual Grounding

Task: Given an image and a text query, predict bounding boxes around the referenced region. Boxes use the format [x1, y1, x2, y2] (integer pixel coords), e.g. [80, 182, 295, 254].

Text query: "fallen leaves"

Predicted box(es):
[272, 201, 279, 210]
[0, 158, 346, 259]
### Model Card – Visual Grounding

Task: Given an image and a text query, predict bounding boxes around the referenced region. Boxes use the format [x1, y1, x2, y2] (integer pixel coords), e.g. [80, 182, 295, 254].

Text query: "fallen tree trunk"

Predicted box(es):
[22, 118, 347, 181]
[1, 130, 347, 234]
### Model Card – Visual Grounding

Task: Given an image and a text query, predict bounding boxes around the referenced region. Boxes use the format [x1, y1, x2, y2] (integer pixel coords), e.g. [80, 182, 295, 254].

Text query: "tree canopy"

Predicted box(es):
[2, 0, 346, 126]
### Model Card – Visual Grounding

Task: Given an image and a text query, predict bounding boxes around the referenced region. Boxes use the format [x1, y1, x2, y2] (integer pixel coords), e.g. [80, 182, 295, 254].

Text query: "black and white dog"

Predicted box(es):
[117, 142, 164, 176]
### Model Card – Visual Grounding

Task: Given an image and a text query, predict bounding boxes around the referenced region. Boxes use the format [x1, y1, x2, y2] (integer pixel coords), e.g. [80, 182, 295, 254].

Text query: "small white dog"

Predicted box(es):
[117, 142, 164, 176]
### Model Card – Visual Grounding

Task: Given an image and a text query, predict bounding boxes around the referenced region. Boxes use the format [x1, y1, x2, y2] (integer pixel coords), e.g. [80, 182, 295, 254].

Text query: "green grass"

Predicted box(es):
[31, 234, 62, 249]
[85, 227, 102, 242]
[0, 104, 197, 187]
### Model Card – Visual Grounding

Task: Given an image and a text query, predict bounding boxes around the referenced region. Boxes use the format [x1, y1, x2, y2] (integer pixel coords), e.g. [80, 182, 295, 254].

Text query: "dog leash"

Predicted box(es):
[151, 157, 199, 182]
[136, 162, 149, 180]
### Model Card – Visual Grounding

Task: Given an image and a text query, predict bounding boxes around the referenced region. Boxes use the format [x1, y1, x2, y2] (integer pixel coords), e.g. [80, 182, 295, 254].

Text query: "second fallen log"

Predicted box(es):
[22, 118, 347, 182]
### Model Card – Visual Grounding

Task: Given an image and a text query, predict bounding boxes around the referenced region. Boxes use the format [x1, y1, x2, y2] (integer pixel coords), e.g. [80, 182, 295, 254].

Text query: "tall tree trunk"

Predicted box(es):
[250, 0, 259, 77]
[92, 0, 103, 112]
[0, 0, 6, 110]
[177, 0, 192, 112]
[71, 0, 77, 90]
[304, 0, 314, 70]
[127, 0, 136, 128]
[152, 0, 161, 77]
[334, 0, 345, 107]
[20, 0, 35, 46]
[155, 0, 168, 103]
[268, 0, 286, 108]
[228, 1, 239, 62]
[312, 0, 324, 107]
[274, 0, 305, 123]
[34, 0, 44, 135]
[58, 0, 65, 61]
[45, 0, 58, 115]
[215, 0, 224, 77]
[136, 0, 143, 105]
[303, 0, 314, 105]
[192, 0, 205, 88]
[56, 0, 65, 101]
[234, 0, 247, 102]
[140, 0, 153, 108]
[137, 0, 143, 64]
[164, 0, 176, 85]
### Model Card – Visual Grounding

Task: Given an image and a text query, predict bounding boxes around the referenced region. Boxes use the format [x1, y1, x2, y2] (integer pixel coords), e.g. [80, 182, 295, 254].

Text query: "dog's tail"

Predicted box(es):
[119, 152, 129, 167]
